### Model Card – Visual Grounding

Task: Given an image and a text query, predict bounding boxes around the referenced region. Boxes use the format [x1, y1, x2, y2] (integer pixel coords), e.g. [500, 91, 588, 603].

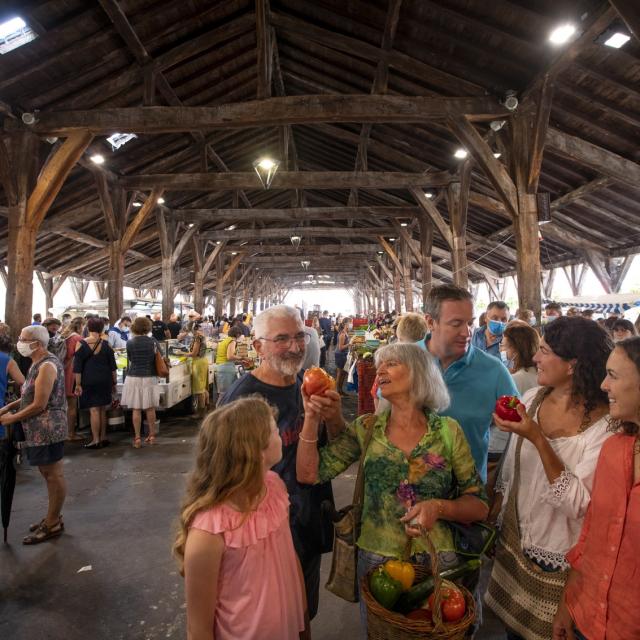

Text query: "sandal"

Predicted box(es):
[144, 435, 156, 445]
[133, 436, 142, 449]
[29, 516, 64, 533]
[23, 520, 64, 545]
[84, 441, 102, 450]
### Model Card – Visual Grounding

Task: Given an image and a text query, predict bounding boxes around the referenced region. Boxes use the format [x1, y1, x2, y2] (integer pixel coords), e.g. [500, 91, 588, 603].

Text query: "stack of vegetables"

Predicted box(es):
[368, 558, 478, 624]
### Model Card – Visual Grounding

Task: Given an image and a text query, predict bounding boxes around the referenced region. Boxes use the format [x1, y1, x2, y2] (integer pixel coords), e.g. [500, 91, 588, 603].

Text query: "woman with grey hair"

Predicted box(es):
[0, 325, 67, 544]
[297, 343, 488, 623]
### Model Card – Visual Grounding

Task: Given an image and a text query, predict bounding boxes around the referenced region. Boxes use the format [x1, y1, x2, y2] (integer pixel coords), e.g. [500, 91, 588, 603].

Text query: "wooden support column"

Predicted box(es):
[446, 177, 470, 289]
[156, 209, 175, 321]
[401, 239, 414, 312]
[418, 215, 434, 310]
[215, 253, 224, 319]
[1, 129, 92, 331]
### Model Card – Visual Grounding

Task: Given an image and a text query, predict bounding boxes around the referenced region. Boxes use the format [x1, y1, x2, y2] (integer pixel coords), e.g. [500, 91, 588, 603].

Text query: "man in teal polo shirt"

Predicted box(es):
[422, 284, 518, 482]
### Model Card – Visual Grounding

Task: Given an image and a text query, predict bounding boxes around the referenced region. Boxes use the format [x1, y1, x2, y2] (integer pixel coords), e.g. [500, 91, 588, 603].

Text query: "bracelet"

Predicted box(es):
[298, 434, 318, 444]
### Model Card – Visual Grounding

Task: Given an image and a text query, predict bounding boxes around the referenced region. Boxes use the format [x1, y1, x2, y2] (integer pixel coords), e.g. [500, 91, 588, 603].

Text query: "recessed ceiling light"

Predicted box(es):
[603, 32, 631, 48]
[549, 24, 576, 45]
[90, 154, 105, 164]
[157, 197, 165, 204]
[454, 148, 468, 159]
[132, 202, 142, 207]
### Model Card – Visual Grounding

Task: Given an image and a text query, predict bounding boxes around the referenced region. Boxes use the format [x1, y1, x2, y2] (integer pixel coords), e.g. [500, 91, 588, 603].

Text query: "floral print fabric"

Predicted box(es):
[318, 409, 486, 558]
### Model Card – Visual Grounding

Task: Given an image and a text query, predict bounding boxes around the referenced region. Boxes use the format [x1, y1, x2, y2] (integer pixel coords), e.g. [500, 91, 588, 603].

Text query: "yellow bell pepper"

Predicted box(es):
[384, 560, 415, 591]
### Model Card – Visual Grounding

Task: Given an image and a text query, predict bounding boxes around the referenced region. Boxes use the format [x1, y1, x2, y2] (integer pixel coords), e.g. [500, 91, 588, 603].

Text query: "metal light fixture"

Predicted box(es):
[253, 157, 280, 189]
[90, 154, 105, 165]
[549, 24, 576, 45]
[301, 260, 310, 270]
[290, 235, 301, 249]
[454, 148, 468, 159]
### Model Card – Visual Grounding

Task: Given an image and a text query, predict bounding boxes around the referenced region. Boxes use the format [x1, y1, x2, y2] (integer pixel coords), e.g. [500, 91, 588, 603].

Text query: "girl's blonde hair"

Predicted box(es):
[173, 396, 275, 574]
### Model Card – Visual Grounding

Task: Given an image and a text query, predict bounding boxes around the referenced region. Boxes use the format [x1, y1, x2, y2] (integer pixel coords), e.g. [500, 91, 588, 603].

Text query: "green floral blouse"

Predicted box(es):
[318, 409, 487, 558]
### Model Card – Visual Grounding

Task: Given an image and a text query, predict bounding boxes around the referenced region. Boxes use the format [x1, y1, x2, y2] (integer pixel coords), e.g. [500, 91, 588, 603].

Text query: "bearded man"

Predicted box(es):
[219, 305, 345, 622]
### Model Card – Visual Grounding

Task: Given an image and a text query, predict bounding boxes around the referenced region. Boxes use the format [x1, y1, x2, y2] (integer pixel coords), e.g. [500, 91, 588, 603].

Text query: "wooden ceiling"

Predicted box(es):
[0, 0, 639, 295]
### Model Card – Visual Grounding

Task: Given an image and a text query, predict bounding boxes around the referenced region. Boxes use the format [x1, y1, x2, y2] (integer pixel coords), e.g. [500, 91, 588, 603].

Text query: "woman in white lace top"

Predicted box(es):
[486, 316, 613, 640]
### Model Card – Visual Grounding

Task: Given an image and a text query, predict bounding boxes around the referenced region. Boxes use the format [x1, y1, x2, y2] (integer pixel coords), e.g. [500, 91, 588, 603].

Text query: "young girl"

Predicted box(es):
[174, 397, 307, 640]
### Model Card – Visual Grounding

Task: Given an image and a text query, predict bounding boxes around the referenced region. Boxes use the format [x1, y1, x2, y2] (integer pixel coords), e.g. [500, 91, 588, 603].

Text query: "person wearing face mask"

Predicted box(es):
[42, 317, 67, 363]
[486, 317, 613, 640]
[500, 322, 540, 395]
[472, 301, 510, 358]
[541, 302, 563, 335]
[0, 325, 67, 544]
[107, 316, 132, 349]
[219, 305, 346, 623]
[553, 336, 640, 640]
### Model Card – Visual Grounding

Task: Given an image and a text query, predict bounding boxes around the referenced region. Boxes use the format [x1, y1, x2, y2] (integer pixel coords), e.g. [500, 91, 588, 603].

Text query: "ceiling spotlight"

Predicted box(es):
[549, 23, 576, 45]
[424, 191, 434, 199]
[253, 157, 280, 189]
[132, 202, 142, 208]
[157, 197, 165, 204]
[301, 260, 310, 270]
[502, 90, 519, 111]
[188, 223, 194, 228]
[389, 237, 396, 242]
[216, 241, 222, 245]
[21, 112, 36, 125]
[90, 154, 105, 165]
[231, 251, 238, 255]
[454, 148, 468, 159]
[493, 152, 502, 159]
[400, 222, 408, 227]
[290, 235, 301, 249]
[225, 224, 236, 231]
[490, 120, 506, 132]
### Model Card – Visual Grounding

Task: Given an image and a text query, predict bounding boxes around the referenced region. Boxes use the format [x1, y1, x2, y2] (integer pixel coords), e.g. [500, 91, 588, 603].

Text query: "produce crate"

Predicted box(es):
[357, 359, 377, 416]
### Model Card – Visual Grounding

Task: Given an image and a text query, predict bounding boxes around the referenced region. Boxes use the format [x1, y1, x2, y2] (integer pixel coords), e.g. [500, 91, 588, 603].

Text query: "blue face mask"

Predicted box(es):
[500, 350, 514, 369]
[545, 315, 558, 324]
[488, 320, 507, 336]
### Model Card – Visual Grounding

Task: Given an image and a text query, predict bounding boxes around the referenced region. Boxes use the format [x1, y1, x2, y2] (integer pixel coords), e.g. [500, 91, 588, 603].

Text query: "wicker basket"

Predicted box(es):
[361, 535, 476, 640]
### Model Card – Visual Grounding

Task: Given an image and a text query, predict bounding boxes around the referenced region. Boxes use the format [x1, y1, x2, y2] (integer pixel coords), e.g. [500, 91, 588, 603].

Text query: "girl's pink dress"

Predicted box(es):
[190, 471, 305, 640]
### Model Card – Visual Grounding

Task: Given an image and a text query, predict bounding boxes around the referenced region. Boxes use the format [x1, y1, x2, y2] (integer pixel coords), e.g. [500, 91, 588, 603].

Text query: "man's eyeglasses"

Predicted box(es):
[258, 332, 310, 348]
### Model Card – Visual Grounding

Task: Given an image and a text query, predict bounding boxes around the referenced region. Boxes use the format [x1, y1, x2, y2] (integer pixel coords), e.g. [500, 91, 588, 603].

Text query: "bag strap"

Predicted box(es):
[511, 387, 549, 530]
[351, 413, 377, 506]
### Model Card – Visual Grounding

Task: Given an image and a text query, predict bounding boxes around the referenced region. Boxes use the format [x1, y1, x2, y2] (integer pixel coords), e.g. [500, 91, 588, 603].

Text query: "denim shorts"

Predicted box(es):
[25, 441, 64, 466]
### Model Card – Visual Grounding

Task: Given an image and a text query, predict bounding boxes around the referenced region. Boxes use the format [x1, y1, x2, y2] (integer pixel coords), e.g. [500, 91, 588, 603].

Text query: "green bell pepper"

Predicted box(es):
[369, 566, 403, 610]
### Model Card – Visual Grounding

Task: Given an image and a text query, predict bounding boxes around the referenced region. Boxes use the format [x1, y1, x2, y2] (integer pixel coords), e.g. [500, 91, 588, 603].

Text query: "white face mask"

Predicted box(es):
[17, 341, 36, 357]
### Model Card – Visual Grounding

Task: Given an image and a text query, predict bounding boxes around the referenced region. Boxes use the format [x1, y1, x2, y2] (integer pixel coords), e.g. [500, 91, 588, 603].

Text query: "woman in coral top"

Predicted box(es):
[174, 397, 307, 640]
[553, 336, 640, 640]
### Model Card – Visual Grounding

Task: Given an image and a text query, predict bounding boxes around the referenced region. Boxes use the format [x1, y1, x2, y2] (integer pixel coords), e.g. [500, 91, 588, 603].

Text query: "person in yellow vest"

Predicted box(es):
[214, 325, 245, 400]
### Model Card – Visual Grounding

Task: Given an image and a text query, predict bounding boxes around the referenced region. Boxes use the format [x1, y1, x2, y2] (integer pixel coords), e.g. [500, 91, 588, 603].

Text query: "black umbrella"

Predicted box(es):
[0, 433, 17, 543]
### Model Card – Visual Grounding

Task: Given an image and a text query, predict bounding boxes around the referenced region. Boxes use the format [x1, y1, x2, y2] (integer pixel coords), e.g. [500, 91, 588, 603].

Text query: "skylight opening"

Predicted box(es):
[107, 132, 137, 150]
[0, 17, 37, 55]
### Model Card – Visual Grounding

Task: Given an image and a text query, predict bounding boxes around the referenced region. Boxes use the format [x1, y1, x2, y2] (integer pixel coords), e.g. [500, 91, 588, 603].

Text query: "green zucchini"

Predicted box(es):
[393, 558, 481, 614]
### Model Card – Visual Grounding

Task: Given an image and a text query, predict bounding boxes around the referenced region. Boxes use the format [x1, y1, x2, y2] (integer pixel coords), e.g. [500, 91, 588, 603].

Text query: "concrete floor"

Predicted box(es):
[0, 390, 506, 640]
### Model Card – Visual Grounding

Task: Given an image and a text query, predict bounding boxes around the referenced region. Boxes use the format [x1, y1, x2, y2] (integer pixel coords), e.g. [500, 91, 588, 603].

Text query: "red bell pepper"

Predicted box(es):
[495, 395, 523, 422]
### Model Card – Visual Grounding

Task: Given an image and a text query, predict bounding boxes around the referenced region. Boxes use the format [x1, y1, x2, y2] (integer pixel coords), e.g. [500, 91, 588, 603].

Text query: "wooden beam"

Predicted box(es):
[410, 188, 453, 247]
[93, 169, 118, 240]
[377, 236, 403, 274]
[120, 170, 453, 191]
[613, 255, 633, 293]
[448, 115, 518, 217]
[26, 131, 93, 229]
[172, 206, 420, 222]
[545, 127, 640, 191]
[201, 226, 396, 241]
[584, 250, 613, 294]
[527, 75, 554, 193]
[550, 176, 612, 210]
[97, 0, 150, 64]
[15, 96, 513, 136]
[121, 188, 163, 252]
[256, 0, 272, 99]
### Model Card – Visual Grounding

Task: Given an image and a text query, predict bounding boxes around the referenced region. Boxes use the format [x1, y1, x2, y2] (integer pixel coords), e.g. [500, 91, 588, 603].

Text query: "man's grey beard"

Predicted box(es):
[269, 352, 304, 377]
